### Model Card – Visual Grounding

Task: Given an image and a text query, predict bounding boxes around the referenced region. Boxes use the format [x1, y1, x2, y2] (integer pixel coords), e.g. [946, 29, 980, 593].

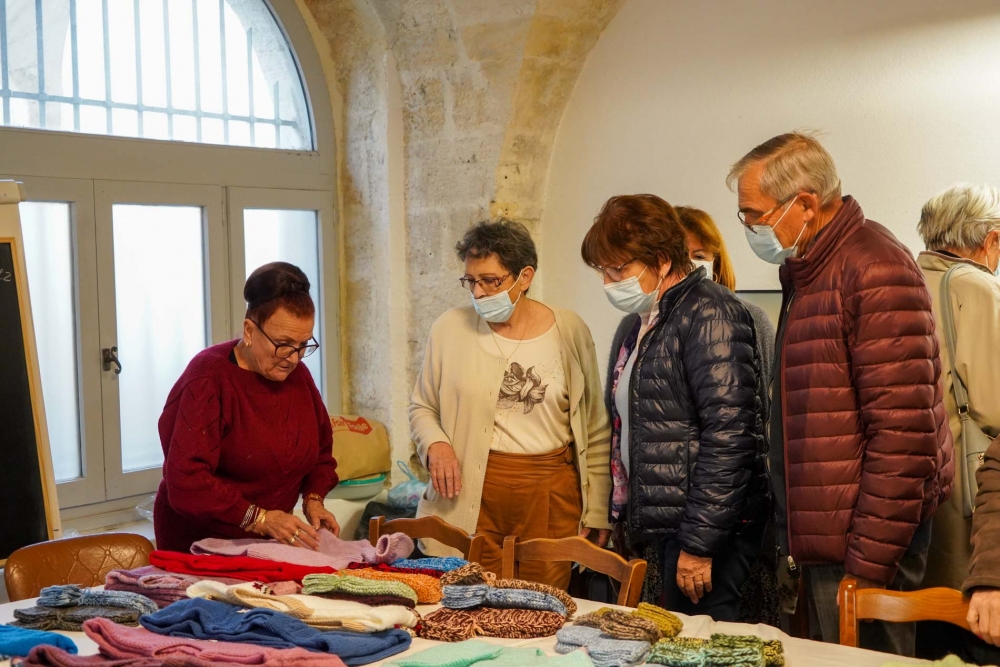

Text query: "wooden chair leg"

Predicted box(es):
[368, 516, 384, 547]
[501, 536, 518, 579]
[789, 577, 811, 639]
[838, 578, 859, 647]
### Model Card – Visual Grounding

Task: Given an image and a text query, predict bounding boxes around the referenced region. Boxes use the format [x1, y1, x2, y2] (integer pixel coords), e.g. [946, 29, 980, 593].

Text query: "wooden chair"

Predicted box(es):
[502, 535, 647, 607]
[4, 533, 154, 601]
[369, 515, 485, 563]
[838, 576, 971, 647]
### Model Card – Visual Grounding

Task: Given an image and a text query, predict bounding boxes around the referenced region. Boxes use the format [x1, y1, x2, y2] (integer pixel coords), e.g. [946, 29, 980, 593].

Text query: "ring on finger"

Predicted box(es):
[293, 529, 301, 538]
[289, 535, 297, 545]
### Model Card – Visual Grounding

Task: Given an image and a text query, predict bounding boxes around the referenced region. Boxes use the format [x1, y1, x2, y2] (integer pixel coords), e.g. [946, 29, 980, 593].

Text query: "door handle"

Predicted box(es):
[102, 346, 122, 375]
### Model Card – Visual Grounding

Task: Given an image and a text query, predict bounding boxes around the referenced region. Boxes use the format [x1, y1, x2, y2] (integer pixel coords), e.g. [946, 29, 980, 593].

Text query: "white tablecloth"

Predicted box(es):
[0, 595, 928, 666]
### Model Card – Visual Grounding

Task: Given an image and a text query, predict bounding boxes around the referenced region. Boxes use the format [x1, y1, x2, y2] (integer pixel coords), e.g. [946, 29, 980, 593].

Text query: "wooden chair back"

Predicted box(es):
[502, 535, 647, 607]
[369, 515, 485, 563]
[4, 533, 153, 601]
[838, 577, 970, 647]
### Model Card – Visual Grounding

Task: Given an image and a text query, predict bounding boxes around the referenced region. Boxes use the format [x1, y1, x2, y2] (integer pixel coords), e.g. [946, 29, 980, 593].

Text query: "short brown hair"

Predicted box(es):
[675, 206, 737, 290]
[581, 194, 692, 278]
[244, 261, 315, 324]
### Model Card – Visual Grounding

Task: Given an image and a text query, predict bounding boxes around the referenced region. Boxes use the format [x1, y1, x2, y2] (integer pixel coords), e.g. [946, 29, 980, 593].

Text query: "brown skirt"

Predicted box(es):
[475, 445, 583, 590]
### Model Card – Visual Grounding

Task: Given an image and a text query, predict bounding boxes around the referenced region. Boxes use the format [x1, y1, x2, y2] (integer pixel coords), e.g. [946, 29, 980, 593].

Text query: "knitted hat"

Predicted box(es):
[442, 584, 568, 616]
[633, 603, 683, 639]
[494, 579, 577, 616]
[646, 637, 705, 667]
[391, 557, 468, 572]
[705, 633, 774, 667]
[574, 609, 659, 643]
[347, 568, 442, 603]
[37, 585, 158, 616]
[302, 573, 419, 605]
[556, 625, 649, 667]
[14, 605, 141, 632]
[419, 607, 565, 642]
[440, 563, 494, 587]
[647, 635, 785, 667]
[374, 533, 415, 564]
[0, 624, 78, 658]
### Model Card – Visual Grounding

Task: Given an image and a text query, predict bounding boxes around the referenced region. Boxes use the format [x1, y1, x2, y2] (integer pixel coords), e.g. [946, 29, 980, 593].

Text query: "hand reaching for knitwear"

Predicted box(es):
[676, 550, 712, 604]
[257, 509, 320, 550]
[428, 441, 462, 499]
[303, 498, 341, 536]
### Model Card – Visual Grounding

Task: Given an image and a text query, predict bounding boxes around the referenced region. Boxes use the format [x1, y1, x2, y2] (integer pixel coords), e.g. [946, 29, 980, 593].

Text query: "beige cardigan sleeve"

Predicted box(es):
[408, 317, 452, 468]
[578, 323, 613, 530]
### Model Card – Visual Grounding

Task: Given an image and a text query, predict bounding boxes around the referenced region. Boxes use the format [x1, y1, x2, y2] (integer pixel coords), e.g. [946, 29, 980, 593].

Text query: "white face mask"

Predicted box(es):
[471, 270, 524, 323]
[692, 259, 714, 280]
[745, 196, 806, 265]
[603, 267, 663, 314]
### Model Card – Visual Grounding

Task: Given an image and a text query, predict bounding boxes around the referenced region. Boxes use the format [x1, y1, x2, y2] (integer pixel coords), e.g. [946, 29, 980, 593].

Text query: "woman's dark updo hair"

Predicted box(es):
[244, 262, 315, 324]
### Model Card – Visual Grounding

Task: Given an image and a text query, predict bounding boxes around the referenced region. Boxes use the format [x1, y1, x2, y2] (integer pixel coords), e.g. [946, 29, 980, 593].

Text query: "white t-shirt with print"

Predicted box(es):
[479, 321, 572, 455]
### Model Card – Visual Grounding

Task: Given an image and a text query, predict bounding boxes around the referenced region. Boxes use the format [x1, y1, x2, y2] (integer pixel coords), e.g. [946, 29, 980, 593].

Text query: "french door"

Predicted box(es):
[14, 176, 337, 509]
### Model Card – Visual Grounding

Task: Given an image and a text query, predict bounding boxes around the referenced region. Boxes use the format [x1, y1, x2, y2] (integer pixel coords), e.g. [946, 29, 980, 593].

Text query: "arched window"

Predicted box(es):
[0, 0, 311, 148]
[1, 0, 339, 517]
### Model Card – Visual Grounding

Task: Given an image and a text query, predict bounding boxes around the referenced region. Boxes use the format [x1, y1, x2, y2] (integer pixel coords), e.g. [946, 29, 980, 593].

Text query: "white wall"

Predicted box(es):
[540, 0, 1000, 368]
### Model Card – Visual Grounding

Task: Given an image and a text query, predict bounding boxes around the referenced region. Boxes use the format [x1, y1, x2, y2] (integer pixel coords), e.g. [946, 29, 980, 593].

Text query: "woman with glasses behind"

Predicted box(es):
[410, 218, 611, 588]
[154, 261, 340, 552]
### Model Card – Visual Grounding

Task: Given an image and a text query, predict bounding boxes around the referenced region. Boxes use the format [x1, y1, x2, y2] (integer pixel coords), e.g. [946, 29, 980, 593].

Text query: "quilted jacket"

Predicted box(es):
[775, 196, 954, 584]
[616, 269, 770, 557]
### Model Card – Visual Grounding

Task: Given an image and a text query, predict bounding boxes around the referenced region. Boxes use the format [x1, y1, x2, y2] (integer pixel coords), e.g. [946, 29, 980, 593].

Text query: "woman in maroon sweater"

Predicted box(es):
[154, 262, 339, 552]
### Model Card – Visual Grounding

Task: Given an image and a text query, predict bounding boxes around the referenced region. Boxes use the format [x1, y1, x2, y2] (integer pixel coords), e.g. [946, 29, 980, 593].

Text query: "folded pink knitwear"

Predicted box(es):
[190, 529, 413, 570]
[105, 566, 247, 608]
[22, 645, 160, 667]
[84, 616, 349, 666]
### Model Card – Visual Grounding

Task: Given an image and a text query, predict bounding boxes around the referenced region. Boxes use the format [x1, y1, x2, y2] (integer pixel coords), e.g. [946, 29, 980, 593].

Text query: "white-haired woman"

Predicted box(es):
[916, 183, 1000, 598]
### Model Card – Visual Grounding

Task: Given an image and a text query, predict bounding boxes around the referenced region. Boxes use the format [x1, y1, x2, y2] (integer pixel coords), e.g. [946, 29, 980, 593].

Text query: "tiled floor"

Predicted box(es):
[0, 519, 155, 603]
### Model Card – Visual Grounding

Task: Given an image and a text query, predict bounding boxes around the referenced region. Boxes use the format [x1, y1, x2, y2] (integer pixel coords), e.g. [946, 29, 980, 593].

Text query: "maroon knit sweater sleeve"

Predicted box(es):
[160, 376, 252, 527]
[299, 366, 339, 498]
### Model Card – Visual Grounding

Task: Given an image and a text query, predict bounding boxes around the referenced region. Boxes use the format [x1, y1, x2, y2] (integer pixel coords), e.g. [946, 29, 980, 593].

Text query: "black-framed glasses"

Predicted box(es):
[738, 194, 799, 233]
[592, 258, 636, 282]
[459, 274, 510, 292]
[250, 319, 320, 359]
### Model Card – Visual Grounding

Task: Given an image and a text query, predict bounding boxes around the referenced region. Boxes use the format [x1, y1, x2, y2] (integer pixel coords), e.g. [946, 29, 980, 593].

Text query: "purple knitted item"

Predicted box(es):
[191, 529, 413, 569]
[105, 565, 245, 608]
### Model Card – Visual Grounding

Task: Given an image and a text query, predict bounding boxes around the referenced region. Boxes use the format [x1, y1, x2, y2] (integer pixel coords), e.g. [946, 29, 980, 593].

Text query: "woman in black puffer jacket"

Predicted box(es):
[581, 194, 770, 622]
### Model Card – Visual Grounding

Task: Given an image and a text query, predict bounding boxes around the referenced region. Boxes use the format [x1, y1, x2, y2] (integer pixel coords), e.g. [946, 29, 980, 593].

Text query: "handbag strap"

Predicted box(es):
[940, 264, 974, 415]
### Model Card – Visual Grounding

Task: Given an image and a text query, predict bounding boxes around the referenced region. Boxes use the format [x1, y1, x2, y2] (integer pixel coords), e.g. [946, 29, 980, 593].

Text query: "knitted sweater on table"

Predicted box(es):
[149, 550, 336, 583]
[0, 624, 77, 658]
[154, 340, 338, 552]
[385, 640, 596, 667]
[139, 598, 411, 666]
[190, 531, 413, 570]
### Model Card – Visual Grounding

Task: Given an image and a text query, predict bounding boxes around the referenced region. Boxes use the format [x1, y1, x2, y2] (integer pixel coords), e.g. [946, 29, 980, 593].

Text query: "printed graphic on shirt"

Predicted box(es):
[497, 361, 551, 414]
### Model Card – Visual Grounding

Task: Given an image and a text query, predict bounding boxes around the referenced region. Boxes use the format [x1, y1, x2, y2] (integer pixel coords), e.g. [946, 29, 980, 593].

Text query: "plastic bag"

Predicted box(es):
[136, 494, 156, 521]
[386, 461, 427, 510]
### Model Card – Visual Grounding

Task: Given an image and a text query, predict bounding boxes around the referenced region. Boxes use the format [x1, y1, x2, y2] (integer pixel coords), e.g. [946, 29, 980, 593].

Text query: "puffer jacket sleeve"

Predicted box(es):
[964, 436, 1000, 592]
[843, 260, 944, 584]
[677, 302, 761, 557]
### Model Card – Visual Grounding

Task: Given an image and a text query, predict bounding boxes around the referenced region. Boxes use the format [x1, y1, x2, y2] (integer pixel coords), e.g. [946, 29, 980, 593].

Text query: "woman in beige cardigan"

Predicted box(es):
[916, 183, 1000, 599]
[409, 218, 612, 589]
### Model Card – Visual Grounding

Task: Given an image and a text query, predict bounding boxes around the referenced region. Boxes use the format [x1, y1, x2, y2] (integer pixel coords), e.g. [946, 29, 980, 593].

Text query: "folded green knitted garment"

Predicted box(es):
[13, 605, 141, 632]
[302, 573, 419, 605]
[385, 639, 595, 667]
[647, 634, 784, 667]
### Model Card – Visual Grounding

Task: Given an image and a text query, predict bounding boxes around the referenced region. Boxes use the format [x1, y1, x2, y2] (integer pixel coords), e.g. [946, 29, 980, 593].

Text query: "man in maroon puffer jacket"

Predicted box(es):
[727, 132, 954, 657]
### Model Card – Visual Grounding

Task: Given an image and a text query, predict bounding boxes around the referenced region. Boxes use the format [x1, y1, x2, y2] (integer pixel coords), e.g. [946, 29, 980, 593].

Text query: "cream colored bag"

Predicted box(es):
[329, 415, 391, 481]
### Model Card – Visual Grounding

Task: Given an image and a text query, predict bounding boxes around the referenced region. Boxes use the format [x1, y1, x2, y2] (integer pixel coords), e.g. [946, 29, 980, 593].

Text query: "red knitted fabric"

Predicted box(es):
[154, 340, 338, 552]
[149, 551, 337, 583]
[346, 562, 444, 578]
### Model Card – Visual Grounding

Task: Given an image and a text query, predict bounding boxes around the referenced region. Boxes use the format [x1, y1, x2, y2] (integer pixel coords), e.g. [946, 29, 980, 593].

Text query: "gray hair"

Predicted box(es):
[726, 132, 843, 207]
[918, 183, 1000, 252]
[455, 218, 538, 277]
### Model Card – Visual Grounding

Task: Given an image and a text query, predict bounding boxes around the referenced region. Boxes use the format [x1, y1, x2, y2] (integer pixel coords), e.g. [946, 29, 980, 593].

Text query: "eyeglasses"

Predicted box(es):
[250, 319, 320, 359]
[459, 274, 511, 292]
[738, 194, 798, 234]
[592, 258, 636, 282]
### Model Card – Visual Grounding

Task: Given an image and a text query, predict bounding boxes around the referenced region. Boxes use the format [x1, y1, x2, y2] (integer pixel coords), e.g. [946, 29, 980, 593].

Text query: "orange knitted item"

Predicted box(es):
[347, 568, 442, 604]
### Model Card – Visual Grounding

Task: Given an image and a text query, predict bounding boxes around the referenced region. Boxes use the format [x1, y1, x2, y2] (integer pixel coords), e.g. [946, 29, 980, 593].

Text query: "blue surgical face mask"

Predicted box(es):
[604, 267, 663, 314]
[692, 259, 714, 279]
[471, 270, 524, 323]
[745, 196, 806, 265]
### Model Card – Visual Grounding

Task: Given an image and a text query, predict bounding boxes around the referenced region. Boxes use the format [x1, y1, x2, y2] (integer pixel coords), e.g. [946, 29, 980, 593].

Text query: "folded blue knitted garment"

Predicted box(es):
[38, 585, 158, 615]
[385, 639, 595, 667]
[391, 557, 468, 572]
[442, 584, 568, 616]
[556, 626, 649, 667]
[0, 623, 78, 658]
[139, 597, 411, 665]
